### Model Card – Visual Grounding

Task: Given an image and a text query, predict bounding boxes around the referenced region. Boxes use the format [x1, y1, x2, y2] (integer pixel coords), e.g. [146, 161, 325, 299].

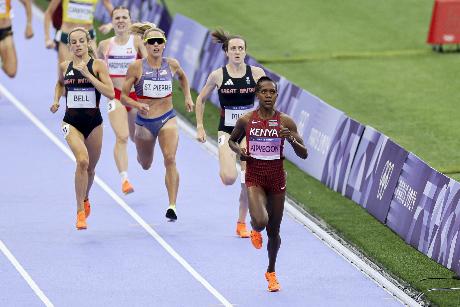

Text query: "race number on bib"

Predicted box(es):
[67, 88, 96, 108]
[224, 105, 253, 127]
[248, 137, 281, 160]
[142, 80, 172, 98]
[108, 55, 136, 76]
[107, 99, 116, 113]
[67, 1, 93, 23]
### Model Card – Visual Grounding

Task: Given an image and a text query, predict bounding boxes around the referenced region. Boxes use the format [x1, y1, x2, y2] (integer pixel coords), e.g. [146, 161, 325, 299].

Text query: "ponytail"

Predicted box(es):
[211, 28, 246, 52]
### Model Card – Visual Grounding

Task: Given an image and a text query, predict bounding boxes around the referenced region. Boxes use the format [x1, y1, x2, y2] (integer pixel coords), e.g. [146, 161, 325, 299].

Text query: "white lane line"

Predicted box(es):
[0, 84, 233, 307]
[177, 118, 420, 307]
[0, 240, 54, 307]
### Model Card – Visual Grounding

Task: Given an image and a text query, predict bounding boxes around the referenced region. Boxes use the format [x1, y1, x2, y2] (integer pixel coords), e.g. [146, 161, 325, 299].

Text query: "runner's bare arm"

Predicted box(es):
[134, 36, 148, 58]
[96, 40, 108, 60]
[50, 61, 69, 113]
[195, 69, 219, 128]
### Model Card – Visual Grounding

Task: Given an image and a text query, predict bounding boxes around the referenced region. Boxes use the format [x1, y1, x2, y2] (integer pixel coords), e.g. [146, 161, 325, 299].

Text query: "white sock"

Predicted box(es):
[120, 171, 128, 183]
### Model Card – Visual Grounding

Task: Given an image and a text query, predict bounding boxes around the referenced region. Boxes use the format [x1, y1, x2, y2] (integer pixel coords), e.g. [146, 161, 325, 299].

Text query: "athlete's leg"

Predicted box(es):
[265, 192, 285, 273]
[84, 124, 103, 201]
[238, 136, 249, 222]
[0, 35, 17, 78]
[158, 118, 179, 206]
[127, 108, 137, 142]
[247, 186, 268, 231]
[134, 123, 156, 170]
[217, 131, 238, 185]
[108, 100, 129, 174]
[63, 123, 89, 213]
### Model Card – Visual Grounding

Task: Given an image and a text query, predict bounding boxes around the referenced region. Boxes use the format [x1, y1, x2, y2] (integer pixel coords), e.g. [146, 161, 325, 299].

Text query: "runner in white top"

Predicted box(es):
[97, 6, 147, 194]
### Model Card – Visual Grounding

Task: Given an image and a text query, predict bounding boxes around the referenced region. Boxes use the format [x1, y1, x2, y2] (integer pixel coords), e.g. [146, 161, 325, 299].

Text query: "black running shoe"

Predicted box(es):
[166, 207, 177, 221]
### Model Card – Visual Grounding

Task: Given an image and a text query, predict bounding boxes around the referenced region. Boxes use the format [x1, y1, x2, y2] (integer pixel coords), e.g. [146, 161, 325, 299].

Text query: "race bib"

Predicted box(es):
[224, 105, 253, 127]
[218, 134, 226, 147]
[248, 137, 281, 160]
[107, 99, 116, 113]
[107, 55, 136, 76]
[67, 1, 94, 23]
[67, 88, 96, 108]
[142, 80, 172, 98]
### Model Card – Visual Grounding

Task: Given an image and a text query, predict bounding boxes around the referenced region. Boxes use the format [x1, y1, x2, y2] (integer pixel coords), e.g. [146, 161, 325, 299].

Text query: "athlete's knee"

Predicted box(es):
[116, 133, 129, 145]
[266, 226, 281, 239]
[251, 216, 268, 231]
[163, 153, 176, 168]
[137, 156, 152, 170]
[3, 65, 16, 78]
[76, 157, 89, 171]
[86, 168, 95, 177]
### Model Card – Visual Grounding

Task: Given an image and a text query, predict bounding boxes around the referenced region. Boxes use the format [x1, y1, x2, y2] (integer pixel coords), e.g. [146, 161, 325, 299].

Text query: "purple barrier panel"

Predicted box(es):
[94, 0, 111, 23]
[191, 32, 225, 106]
[426, 179, 460, 274]
[386, 153, 450, 248]
[321, 116, 364, 195]
[148, 2, 172, 34]
[365, 138, 408, 222]
[345, 126, 387, 206]
[138, 0, 153, 21]
[275, 78, 302, 114]
[129, 0, 142, 21]
[283, 91, 344, 181]
[164, 14, 208, 82]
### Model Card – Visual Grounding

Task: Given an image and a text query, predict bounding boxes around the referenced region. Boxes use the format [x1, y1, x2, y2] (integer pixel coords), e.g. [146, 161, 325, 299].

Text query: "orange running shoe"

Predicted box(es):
[122, 180, 134, 195]
[250, 230, 262, 249]
[236, 222, 250, 238]
[76, 210, 87, 230]
[84, 198, 91, 218]
[265, 272, 281, 292]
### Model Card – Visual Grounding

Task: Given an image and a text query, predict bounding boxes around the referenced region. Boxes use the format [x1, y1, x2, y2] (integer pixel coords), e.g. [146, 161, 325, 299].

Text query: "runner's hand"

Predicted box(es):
[279, 125, 291, 138]
[98, 23, 113, 35]
[137, 103, 150, 115]
[50, 103, 59, 113]
[45, 39, 56, 49]
[185, 97, 194, 112]
[73, 62, 90, 78]
[196, 126, 206, 143]
[239, 147, 251, 161]
[25, 23, 33, 39]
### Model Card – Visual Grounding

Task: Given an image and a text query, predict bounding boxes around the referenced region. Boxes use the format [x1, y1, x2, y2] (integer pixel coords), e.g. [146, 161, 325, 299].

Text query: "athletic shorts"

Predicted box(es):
[0, 26, 13, 42]
[135, 109, 176, 137]
[63, 108, 102, 139]
[246, 159, 286, 194]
